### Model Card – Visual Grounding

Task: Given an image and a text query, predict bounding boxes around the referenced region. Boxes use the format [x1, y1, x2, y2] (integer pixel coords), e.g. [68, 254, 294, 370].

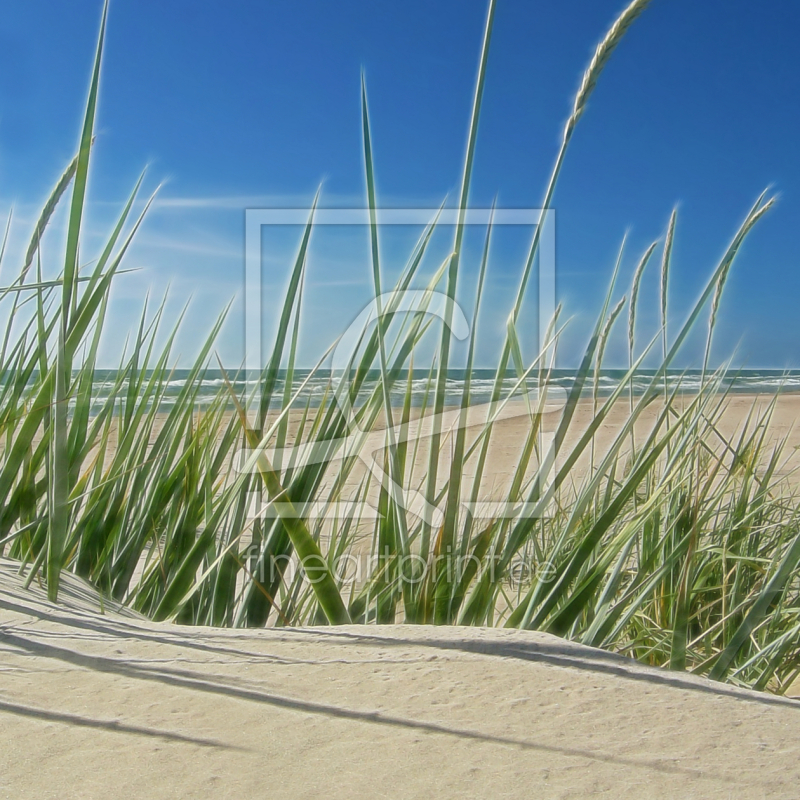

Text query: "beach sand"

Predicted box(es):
[93, 391, 800, 500]
[4, 394, 800, 798]
[3, 559, 800, 799]
[253, 391, 800, 533]
[276, 390, 800, 492]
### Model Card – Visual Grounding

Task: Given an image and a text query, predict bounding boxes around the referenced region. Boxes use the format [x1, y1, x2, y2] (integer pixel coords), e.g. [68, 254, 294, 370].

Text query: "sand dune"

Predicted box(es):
[2, 559, 800, 798]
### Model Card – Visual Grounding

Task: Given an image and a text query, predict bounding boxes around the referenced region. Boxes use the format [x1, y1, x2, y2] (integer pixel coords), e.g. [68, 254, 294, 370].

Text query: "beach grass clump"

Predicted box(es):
[3, 0, 800, 694]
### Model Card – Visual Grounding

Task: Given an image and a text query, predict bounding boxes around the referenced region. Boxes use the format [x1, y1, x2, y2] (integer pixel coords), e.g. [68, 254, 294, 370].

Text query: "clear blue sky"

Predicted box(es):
[0, 0, 798, 369]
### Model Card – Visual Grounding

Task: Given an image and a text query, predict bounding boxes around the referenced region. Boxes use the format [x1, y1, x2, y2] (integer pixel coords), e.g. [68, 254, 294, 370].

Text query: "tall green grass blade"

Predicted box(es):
[422, 0, 496, 559]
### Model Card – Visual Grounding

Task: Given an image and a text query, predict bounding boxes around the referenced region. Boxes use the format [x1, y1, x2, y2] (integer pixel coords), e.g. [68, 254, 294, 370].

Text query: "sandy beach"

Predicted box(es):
[4, 393, 800, 798]
[3, 559, 800, 799]
[256, 391, 800, 518]
[5, 0, 797, 794]
[167, 390, 800, 488]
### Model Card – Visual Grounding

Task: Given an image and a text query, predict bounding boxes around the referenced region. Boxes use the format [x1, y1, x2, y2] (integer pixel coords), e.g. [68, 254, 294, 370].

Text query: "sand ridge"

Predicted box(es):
[2, 559, 800, 798]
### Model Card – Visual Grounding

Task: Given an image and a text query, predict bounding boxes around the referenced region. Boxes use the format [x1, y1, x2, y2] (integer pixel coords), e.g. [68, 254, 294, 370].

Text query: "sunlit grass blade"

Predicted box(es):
[422, 0, 496, 560]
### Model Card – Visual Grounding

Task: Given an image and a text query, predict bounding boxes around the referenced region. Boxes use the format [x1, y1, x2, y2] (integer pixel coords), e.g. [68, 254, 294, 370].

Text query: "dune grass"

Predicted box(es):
[2, 0, 800, 694]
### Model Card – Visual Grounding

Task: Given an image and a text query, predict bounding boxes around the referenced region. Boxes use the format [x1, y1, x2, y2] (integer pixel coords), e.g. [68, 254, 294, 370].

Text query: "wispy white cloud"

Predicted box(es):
[154, 195, 283, 210]
[153, 192, 360, 211]
[129, 231, 243, 260]
[308, 279, 368, 287]
[150, 188, 452, 212]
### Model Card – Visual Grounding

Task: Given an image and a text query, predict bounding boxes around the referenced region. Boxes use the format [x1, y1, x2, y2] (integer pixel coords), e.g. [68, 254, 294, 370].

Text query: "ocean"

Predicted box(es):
[82, 368, 800, 412]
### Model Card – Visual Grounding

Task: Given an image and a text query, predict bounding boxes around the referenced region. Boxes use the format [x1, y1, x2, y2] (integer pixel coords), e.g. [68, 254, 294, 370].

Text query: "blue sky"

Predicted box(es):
[0, 0, 798, 369]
